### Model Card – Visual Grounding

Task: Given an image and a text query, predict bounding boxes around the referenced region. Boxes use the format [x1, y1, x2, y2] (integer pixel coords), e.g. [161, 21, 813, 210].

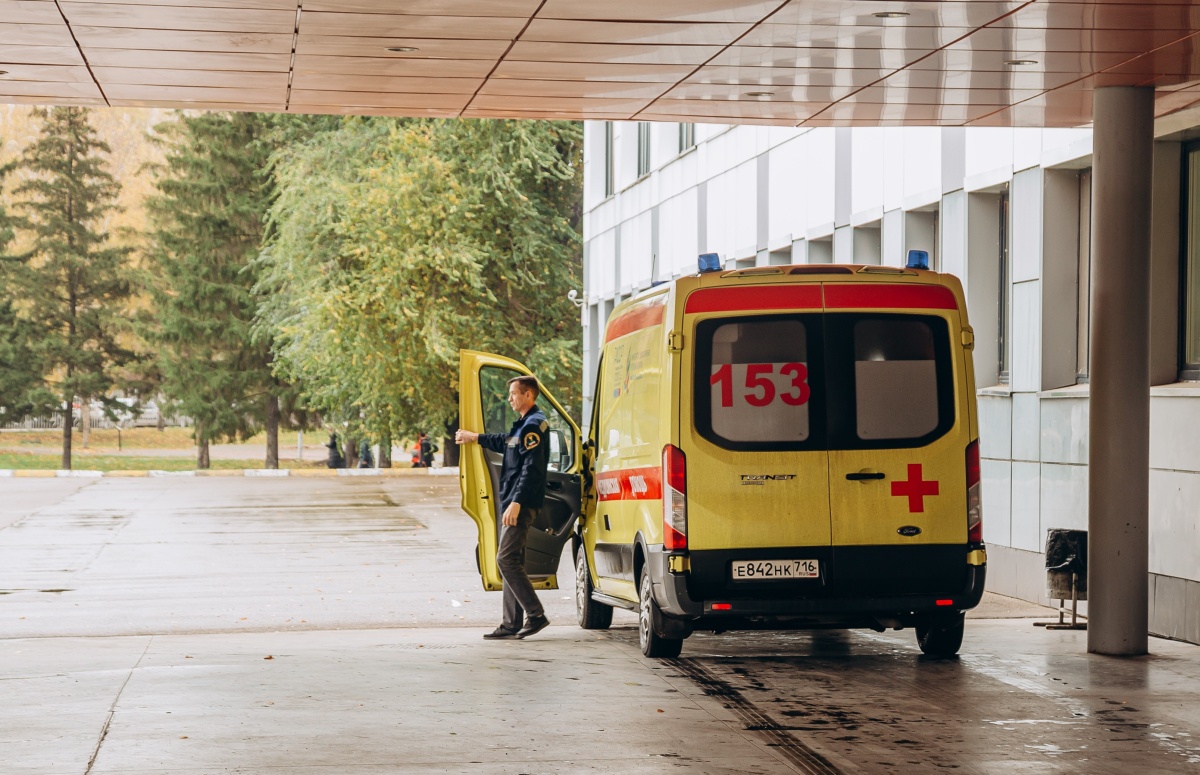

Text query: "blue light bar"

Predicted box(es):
[906, 249, 930, 270]
[698, 253, 722, 273]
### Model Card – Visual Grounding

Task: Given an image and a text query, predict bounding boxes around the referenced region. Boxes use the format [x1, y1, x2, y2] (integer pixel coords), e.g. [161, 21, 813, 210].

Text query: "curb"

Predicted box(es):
[0, 467, 459, 479]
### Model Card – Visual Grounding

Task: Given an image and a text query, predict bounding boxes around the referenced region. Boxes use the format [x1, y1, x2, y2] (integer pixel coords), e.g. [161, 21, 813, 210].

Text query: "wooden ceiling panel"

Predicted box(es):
[523, 20, 754, 47]
[0, 63, 94, 83]
[0, 23, 78, 48]
[292, 55, 495, 79]
[93, 66, 289, 88]
[0, 94, 107, 107]
[537, 0, 781, 24]
[83, 48, 290, 70]
[288, 89, 469, 110]
[298, 13, 525, 40]
[470, 93, 651, 113]
[287, 103, 459, 117]
[648, 97, 827, 121]
[0, 44, 87, 66]
[0, 1, 67, 25]
[294, 35, 509, 59]
[104, 83, 286, 102]
[506, 41, 720, 66]
[290, 73, 479, 94]
[59, 4, 296, 33]
[769, 1, 1026, 29]
[0, 79, 104, 98]
[491, 60, 696, 83]
[72, 27, 294, 53]
[665, 81, 862, 103]
[74, 0, 296, 8]
[739, 24, 972, 50]
[478, 78, 669, 100]
[302, 0, 539, 17]
[110, 99, 287, 111]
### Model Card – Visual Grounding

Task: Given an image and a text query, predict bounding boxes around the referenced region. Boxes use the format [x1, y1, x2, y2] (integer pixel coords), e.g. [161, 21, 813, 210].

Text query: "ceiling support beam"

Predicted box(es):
[1087, 85, 1154, 657]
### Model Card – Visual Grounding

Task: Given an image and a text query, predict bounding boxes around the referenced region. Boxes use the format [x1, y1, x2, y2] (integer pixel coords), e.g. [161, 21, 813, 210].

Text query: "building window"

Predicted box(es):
[1077, 170, 1092, 382]
[637, 122, 651, 178]
[679, 122, 696, 152]
[1183, 145, 1200, 379]
[603, 122, 615, 197]
[998, 190, 1011, 383]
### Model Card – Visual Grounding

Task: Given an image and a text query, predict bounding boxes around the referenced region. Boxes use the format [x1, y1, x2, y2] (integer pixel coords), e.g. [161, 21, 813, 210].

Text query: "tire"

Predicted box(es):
[638, 567, 683, 659]
[916, 612, 965, 657]
[575, 543, 613, 630]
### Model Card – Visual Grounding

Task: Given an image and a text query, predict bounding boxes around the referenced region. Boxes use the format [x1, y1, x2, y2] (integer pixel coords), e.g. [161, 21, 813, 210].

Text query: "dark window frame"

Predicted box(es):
[603, 122, 615, 198]
[1180, 142, 1200, 380]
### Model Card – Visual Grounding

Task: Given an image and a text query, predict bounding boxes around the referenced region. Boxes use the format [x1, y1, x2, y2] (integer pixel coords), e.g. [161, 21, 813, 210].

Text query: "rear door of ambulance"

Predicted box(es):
[679, 282, 833, 603]
[821, 282, 973, 596]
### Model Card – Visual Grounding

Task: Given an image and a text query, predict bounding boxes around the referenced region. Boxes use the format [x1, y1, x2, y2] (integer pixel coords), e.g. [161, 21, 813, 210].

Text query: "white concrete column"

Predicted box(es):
[1088, 86, 1154, 656]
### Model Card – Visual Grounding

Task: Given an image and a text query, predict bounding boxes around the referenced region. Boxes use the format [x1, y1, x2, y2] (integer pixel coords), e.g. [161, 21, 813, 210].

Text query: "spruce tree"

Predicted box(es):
[10, 108, 136, 468]
[1, 151, 48, 423]
[144, 111, 284, 468]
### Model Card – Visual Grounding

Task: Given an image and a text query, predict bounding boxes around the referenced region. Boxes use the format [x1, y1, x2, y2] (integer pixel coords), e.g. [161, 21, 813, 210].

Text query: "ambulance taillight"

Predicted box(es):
[662, 444, 688, 550]
[966, 440, 983, 544]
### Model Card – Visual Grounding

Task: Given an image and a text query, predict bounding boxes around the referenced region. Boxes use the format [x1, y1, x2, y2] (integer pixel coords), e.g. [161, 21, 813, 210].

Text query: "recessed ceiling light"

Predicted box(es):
[386, 46, 419, 53]
[1006, 59, 1039, 66]
[744, 91, 774, 98]
[873, 11, 910, 18]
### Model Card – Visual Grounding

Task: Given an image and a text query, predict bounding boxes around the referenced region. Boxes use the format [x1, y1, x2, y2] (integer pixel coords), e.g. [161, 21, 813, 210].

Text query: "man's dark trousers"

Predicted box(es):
[497, 506, 545, 631]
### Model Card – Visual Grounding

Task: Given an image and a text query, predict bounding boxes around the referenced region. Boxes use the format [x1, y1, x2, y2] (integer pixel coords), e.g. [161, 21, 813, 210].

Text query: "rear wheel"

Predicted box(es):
[575, 543, 613, 630]
[638, 567, 683, 658]
[916, 612, 965, 657]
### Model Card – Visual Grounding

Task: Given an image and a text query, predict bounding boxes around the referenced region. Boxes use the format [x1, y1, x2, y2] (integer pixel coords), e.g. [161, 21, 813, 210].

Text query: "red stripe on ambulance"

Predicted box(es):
[685, 285, 822, 314]
[823, 284, 957, 310]
[605, 296, 667, 343]
[595, 467, 663, 502]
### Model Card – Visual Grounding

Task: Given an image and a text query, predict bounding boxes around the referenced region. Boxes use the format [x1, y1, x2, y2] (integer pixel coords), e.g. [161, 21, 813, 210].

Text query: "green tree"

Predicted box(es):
[9, 108, 136, 468]
[144, 112, 282, 468]
[257, 118, 583, 453]
[1, 150, 49, 423]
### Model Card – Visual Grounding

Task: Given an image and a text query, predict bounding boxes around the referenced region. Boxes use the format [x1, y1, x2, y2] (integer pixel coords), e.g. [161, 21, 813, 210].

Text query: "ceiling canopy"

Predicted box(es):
[3, 0, 1200, 127]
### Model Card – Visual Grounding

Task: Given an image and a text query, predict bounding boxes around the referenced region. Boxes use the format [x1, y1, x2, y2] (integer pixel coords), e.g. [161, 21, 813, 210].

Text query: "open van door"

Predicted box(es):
[459, 350, 584, 592]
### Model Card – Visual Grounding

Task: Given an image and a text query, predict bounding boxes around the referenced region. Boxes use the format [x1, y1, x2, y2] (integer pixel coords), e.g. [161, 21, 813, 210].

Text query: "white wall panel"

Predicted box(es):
[940, 190, 966, 278]
[1011, 393, 1040, 462]
[619, 212, 651, 289]
[1010, 460, 1043, 552]
[882, 129, 905, 212]
[1040, 396, 1089, 465]
[965, 128, 1012, 180]
[1011, 280, 1042, 392]
[806, 130, 836, 231]
[734, 159, 758, 253]
[851, 127, 885, 217]
[768, 137, 805, 244]
[1041, 462, 1088, 533]
[706, 168, 735, 260]
[979, 394, 1012, 460]
[1013, 127, 1042, 172]
[903, 127, 941, 201]
[660, 189, 698, 278]
[588, 228, 616, 298]
[1149, 468, 1200, 582]
[982, 458, 1012, 547]
[1010, 167, 1043, 283]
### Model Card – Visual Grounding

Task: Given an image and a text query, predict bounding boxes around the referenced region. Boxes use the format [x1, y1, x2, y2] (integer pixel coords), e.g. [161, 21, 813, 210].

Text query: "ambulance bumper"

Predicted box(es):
[648, 545, 986, 627]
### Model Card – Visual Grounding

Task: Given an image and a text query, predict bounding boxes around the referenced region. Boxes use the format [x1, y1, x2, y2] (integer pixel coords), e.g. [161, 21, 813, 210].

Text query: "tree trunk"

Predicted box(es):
[61, 399, 73, 470]
[156, 408, 165, 432]
[344, 437, 358, 468]
[265, 394, 280, 469]
[379, 434, 392, 468]
[80, 397, 90, 449]
[442, 418, 460, 467]
[197, 422, 210, 469]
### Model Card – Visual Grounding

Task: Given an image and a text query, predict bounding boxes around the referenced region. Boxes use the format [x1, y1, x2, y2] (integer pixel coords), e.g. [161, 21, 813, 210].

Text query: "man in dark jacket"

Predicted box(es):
[455, 375, 551, 640]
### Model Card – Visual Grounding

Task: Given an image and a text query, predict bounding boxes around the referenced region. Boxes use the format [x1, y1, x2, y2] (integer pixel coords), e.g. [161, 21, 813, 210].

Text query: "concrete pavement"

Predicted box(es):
[3, 477, 1199, 774]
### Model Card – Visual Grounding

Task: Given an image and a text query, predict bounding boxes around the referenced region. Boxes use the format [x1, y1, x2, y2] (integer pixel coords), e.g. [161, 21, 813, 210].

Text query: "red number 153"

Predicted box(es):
[710, 362, 810, 408]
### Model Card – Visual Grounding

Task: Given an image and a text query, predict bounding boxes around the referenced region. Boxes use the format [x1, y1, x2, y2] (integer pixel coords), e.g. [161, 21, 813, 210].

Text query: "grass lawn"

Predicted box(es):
[0, 427, 320, 452]
[0, 452, 329, 472]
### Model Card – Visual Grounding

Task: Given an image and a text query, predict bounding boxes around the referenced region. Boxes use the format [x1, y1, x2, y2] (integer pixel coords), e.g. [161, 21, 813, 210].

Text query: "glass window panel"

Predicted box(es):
[852, 319, 939, 440]
[705, 319, 811, 443]
[1185, 149, 1200, 371]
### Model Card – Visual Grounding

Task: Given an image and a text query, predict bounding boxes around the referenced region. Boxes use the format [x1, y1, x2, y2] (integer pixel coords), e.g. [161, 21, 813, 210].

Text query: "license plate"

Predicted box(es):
[730, 559, 819, 580]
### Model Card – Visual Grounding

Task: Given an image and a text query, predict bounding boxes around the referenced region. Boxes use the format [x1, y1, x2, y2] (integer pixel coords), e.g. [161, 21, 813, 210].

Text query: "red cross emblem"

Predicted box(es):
[891, 464, 939, 513]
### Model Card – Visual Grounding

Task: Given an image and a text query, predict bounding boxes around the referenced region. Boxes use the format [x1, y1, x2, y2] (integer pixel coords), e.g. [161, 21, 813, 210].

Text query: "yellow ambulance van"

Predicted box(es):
[458, 258, 986, 658]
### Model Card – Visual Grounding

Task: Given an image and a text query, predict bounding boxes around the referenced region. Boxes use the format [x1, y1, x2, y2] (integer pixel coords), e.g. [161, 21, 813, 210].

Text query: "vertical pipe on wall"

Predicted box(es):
[1088, 86, 1154, 656]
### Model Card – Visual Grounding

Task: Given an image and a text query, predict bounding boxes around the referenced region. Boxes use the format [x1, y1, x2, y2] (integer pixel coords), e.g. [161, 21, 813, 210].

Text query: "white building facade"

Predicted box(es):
[581, 120, 1200, 646]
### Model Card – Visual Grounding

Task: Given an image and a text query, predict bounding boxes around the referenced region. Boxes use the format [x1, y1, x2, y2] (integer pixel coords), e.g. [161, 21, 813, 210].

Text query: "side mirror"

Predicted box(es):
[547, 428, 571, 472]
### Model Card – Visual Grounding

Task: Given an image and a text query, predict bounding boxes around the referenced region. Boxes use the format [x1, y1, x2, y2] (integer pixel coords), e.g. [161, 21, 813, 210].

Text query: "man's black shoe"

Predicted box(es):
[516, 616, 550, 639]
[483, 626, 519, 640]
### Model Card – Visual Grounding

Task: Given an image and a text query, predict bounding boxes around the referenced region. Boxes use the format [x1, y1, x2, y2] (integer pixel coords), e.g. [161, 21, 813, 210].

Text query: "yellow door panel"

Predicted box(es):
[458, 350, 583, 592]
[829, 444, 968, 546]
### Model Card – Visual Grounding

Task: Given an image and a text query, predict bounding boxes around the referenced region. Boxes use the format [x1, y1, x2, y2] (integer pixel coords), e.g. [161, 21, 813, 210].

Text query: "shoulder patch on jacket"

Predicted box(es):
[523, 432, 541, 450]
[539, 420, 549, 432]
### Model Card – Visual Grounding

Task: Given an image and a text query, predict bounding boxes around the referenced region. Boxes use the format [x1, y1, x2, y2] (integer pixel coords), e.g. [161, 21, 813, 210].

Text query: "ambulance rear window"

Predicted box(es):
[693, 315, 826, 451]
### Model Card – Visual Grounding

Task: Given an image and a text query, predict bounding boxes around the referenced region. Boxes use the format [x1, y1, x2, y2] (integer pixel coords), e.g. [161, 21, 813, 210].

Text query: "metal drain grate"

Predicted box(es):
[667, 658, 844, 775]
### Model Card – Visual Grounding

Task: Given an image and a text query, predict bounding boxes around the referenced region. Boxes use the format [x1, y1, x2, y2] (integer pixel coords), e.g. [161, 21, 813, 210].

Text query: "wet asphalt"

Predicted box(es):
[2, 476, 1199, 774]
